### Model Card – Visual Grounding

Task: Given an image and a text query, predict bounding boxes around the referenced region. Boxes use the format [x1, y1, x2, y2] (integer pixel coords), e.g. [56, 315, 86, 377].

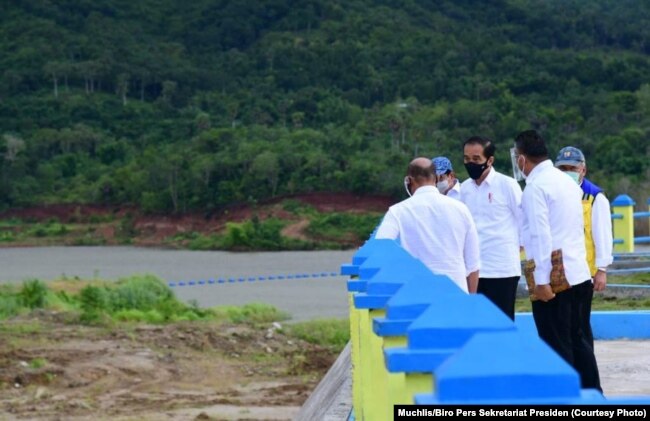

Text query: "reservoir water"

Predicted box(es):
[0, 246, 355, 321]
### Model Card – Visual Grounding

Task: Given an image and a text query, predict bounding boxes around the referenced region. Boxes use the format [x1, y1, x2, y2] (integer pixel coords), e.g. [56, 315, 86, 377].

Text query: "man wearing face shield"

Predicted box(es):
[515, 130, 601, 392]
[431, 156, 461, 200]
[377, 157, 480, 293]
[459, 136, 523, 320]
[555, 146, 613, 348]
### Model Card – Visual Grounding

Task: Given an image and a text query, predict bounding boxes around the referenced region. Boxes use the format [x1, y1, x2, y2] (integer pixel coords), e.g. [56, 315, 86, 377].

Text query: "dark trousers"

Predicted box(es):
[581, 280, 595, 348]
[477, 276, 520, 320]
[532, 280, 602, 392]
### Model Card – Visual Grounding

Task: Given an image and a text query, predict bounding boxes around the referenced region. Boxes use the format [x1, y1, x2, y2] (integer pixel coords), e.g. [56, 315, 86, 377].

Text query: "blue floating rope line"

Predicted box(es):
[167, 270, 345, 287]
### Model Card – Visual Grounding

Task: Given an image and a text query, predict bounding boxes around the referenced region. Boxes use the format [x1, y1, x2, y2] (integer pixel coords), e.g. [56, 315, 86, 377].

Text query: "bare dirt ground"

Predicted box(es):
[280, 219, 310, 242]
[0, 193, 392, 248]
[0, 313, 647, 421]
[0, 314, 337, 421]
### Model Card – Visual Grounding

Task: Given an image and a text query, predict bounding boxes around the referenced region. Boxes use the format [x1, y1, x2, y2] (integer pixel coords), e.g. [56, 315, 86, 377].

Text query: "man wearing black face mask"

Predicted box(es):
[460, 136, 523, 320]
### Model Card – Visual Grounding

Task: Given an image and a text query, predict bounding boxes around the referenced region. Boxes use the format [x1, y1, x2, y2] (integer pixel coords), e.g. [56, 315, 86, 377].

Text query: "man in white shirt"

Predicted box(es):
[555, 146, 614, 350]
[515, 130, 601, 392]
[460, 136, 523, 320]
[375, 157, 480, 293]
[432, 156, 461, 200]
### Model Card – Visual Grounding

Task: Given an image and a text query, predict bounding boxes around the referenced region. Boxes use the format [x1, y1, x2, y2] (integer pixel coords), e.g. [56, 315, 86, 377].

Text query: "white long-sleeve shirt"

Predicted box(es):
[375, 185, 480, 293]
[447, 180, 461, 201]
[460, 167, 523, 278]
[521, 160, 591, 286]
[591, 192, 614, 269]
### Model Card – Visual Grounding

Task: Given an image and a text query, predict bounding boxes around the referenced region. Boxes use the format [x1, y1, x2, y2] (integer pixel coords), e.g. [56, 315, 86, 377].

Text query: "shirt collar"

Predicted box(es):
[413, 185, 439, 196]
[525, 159, 553, 184]
[484, 166, 496, 184]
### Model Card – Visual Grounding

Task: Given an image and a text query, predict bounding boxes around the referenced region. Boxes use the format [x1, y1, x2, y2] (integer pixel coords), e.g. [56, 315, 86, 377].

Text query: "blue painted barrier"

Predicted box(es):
[609, 267, 650, 275]
[341, 238, 392, 276]
[384, 294, 515, 374]
[341, 238, 650, 418]
[606, 284, 650, 290]
[373, 276, 464, 337]
[414, 331, 596, 404]
[516, 311, 650, 340]
[614, 252, 650, 259]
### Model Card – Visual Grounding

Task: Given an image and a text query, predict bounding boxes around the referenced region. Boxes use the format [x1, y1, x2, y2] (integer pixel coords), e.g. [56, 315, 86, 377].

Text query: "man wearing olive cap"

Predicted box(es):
[555, 146, 613, 349]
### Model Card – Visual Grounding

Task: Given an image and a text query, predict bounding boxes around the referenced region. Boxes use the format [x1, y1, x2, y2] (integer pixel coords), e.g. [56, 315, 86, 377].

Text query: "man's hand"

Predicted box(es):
[467, 270, 479, 294]
[593, 270, 607, 292]
[534, 284, 555, 302]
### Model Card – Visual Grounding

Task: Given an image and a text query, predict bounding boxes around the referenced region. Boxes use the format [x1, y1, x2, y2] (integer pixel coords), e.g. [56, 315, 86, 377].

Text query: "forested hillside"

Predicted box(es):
[2, 0, 650, 213]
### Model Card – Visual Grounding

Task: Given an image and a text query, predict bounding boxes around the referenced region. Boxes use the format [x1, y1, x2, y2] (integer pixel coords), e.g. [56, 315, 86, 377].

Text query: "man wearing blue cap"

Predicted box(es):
[555, 146, 613, 348]
[432, 156, 461, 200]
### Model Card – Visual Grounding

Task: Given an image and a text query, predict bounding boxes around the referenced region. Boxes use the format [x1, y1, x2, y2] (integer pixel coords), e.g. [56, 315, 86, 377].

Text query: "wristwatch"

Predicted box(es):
[597, 267, 607, 273]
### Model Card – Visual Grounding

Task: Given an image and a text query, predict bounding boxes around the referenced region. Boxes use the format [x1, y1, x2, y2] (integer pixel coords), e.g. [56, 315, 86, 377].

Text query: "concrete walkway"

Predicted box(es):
[294, 339, 649, 420]
[597, 340, 650, 396]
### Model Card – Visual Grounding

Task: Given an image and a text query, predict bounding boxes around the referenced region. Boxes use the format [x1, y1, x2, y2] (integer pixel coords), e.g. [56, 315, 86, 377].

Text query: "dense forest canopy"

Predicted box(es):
[1, 0, 650, 213]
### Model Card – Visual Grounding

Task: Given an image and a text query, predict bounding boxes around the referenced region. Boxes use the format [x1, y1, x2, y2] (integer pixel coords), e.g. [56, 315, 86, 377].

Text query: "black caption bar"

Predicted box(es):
[394, 405, 648, 420]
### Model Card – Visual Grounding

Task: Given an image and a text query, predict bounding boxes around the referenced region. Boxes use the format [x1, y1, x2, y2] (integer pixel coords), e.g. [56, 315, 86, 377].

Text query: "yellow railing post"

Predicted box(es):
[348, 290, 363, 420]
[612, 194, 635, 253]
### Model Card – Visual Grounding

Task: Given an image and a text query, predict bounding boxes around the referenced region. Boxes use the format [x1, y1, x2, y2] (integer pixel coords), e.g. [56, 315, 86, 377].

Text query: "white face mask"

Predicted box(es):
[436, 178, 449, 194]
[566, 171, 581, 185]
[517, 155, 528, 181]
[404, 176, 412, 197]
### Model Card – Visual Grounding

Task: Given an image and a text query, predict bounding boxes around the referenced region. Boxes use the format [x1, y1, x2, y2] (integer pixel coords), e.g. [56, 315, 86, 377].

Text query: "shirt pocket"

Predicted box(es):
[487, 191, 511, 220]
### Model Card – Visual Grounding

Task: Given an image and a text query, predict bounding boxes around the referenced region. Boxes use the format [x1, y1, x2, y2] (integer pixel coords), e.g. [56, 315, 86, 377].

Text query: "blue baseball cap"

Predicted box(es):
[555, 146, 585, 167]
[432, 156, 453, 175]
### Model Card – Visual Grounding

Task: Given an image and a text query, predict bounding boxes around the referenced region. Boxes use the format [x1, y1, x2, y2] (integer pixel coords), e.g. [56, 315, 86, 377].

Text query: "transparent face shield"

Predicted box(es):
[510, 147, 525, 182]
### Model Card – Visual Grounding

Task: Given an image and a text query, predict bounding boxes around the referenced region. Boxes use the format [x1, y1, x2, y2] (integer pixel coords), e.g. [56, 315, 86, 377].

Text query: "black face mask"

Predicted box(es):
[464, 161, 488, 180]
